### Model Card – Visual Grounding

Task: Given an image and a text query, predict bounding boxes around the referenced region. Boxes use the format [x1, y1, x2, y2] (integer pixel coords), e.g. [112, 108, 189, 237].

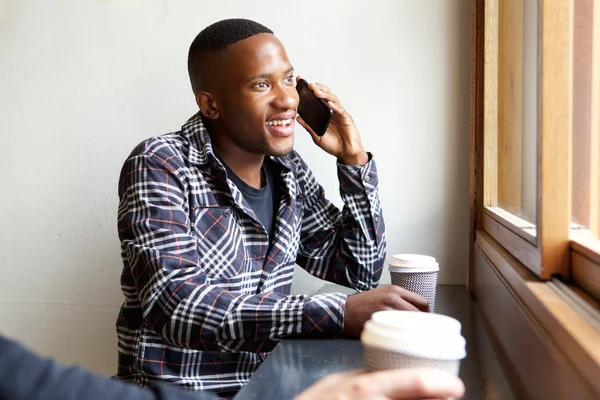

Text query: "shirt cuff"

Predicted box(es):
[337, 152, 379, 195]
[301, 293, 348, 337]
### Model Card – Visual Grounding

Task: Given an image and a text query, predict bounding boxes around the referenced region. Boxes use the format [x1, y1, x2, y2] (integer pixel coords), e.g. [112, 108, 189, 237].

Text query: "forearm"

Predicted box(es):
[300, 293, 348, 337]
[142, 280, 348, 352]
[297, 155, 386, 290]
[0, 336, 209, 400]
[121, 207, 347, 352]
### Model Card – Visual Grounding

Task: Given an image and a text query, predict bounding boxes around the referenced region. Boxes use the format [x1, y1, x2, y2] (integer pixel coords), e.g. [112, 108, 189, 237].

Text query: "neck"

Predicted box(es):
[211, 135, 265, 190]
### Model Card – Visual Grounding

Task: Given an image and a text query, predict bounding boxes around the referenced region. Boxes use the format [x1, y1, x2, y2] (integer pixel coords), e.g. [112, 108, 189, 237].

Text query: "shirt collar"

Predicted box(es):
[181, 112, 295, 172]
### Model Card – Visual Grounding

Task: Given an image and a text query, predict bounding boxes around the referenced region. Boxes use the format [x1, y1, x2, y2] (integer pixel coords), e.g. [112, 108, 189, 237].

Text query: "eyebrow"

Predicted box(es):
[247, 66, 294, 83]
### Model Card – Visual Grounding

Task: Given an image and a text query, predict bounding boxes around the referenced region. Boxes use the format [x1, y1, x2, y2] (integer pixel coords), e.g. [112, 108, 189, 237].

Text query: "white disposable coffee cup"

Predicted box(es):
[361, 310, 466, 375]
[389, 254, 439, 312]
[371, 310, 462, 335]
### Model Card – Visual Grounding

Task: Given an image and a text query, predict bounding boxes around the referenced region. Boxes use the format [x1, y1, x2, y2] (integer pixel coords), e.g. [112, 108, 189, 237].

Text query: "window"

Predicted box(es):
[480, 0, 600, 299]
[471, 0, 600, 396]
[482, 0, 572, 279]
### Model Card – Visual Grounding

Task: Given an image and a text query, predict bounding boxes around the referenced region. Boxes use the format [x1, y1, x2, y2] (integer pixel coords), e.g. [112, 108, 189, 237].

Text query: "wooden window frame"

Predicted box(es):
[470, 0, 600, 396]
[481, 0, 572, 280]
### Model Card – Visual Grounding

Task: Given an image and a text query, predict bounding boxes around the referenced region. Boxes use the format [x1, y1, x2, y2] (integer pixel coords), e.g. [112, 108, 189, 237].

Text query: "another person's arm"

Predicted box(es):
[0, 335, 213, 400]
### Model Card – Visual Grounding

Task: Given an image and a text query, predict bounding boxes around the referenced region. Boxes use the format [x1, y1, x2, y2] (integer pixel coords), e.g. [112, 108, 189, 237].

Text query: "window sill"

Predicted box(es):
[473, 230, 600, 397]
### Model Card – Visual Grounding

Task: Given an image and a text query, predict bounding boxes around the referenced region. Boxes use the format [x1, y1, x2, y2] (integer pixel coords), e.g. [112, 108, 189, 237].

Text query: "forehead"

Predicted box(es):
[220, 33, 292, 80]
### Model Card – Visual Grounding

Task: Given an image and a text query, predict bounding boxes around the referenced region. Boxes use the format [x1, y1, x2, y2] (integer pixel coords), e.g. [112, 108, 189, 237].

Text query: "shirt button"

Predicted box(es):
[364, 175, 371, 183]
[375, 216, 380, 222]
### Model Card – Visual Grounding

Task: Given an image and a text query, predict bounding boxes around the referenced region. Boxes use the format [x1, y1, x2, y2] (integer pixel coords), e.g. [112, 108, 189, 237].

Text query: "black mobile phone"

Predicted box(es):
[296, 78, 333, 137]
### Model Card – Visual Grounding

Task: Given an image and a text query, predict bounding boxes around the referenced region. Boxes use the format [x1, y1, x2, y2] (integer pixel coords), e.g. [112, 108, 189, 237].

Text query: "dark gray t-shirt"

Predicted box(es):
[224, 158, 281, 238]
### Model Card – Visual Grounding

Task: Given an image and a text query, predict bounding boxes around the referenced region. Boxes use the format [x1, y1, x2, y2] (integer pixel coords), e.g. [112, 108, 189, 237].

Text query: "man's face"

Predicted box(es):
[210, 33, 299, 157]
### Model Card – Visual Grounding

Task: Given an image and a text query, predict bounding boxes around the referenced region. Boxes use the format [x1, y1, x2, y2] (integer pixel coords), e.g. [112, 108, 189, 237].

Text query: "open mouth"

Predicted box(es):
[265, 119, 292, 127]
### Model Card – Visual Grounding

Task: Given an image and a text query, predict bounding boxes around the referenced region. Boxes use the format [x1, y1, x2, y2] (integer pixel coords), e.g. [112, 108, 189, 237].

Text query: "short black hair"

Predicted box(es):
[187, 18, 273, 93]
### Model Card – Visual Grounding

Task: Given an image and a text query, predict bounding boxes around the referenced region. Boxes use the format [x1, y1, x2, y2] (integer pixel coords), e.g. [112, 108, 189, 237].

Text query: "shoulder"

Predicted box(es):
[118, 132, 195, 192]
[125, 132, 190, 168]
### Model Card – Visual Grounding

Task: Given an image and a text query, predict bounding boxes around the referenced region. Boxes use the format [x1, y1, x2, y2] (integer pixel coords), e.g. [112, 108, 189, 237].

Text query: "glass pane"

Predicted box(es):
[572, 0, 600, 241]
[492, 0, 539, 225]
[594, 0, 600, 240]
[572, 0, 594, 230]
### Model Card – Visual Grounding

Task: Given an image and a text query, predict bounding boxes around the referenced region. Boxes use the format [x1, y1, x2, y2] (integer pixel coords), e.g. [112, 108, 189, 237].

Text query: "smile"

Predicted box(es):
[265, 119, 292, 127]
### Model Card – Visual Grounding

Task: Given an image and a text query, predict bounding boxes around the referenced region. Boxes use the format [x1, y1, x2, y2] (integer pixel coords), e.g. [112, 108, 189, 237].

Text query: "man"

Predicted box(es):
[0, 335, 465, 400]
[115, 18, 428, 396]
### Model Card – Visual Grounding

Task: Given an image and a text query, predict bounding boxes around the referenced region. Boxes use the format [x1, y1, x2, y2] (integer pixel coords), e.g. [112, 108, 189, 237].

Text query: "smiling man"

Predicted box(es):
[114, 19, 428, 397]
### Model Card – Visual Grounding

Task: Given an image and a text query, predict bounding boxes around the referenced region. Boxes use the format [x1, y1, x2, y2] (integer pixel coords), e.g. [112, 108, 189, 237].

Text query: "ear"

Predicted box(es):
[195, 91, 219, 120]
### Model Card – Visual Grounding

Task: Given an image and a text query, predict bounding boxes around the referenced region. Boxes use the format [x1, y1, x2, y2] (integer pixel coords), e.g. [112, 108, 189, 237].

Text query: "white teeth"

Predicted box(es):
[266, 119, 291, 127]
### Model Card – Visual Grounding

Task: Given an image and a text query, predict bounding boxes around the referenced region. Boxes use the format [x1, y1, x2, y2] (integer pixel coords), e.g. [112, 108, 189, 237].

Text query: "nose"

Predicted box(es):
[273, 83, 298, 111]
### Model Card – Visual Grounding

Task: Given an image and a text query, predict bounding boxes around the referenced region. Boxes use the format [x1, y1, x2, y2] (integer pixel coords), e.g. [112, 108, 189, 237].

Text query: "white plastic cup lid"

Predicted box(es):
[389, 254, 439, 273]
[371, 310, 462, 334]
[360, 311, 466, 360]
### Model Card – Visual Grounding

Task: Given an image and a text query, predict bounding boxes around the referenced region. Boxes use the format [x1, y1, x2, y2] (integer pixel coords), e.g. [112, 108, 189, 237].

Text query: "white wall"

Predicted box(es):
[0, 0, 472, 376]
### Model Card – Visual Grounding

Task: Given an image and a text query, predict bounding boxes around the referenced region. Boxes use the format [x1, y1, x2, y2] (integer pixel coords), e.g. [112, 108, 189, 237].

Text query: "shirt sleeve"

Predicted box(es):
[118, 149, 348, 354]
[0, 335, 213, 400]
[295, 152, 386, 291]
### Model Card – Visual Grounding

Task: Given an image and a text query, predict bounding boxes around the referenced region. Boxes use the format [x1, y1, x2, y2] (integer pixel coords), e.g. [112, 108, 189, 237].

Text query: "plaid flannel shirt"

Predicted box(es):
[115, 113, 386, 394]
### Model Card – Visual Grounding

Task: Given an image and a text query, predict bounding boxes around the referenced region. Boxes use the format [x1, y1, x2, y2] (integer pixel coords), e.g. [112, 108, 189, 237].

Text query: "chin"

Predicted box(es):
[266, 137, 294, 157]
[268, 146, 294, 157]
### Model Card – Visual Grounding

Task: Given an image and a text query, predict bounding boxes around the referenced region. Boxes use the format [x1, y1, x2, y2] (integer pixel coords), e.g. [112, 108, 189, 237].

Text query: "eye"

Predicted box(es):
[284, 75, 294, 84]
[254, 81, 269, 89]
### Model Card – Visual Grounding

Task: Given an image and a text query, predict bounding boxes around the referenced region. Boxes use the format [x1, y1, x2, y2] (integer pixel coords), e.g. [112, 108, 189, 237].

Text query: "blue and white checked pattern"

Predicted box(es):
[115, 113, 386, 395]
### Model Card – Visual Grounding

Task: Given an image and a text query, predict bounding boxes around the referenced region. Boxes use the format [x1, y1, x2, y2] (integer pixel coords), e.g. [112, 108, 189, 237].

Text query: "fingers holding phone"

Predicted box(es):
[295, 76, 368, 165]
[304, 82, 346, 119]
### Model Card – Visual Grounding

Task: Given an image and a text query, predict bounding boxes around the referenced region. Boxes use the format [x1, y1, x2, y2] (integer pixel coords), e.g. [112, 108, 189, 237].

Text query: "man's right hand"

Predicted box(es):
[342, 286, 430, 337]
